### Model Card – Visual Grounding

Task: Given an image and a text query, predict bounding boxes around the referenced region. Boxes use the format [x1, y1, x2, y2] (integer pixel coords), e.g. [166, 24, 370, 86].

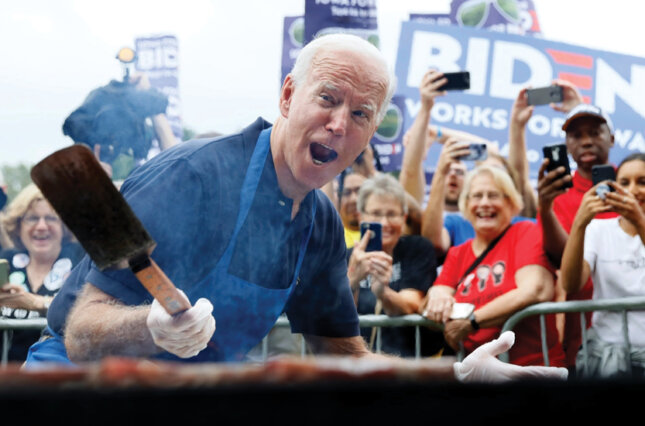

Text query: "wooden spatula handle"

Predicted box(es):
[132, 257, 191, 315]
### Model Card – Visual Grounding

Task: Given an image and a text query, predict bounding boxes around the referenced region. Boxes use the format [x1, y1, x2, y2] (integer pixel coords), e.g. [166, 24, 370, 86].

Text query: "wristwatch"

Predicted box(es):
[469, 312, 480, 331]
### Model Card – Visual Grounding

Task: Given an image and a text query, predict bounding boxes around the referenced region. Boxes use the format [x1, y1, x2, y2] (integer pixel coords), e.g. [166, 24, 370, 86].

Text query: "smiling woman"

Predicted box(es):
[0, 183, 84, 362]
[421, 165, 565, 366]
[559, 153, 645, 378]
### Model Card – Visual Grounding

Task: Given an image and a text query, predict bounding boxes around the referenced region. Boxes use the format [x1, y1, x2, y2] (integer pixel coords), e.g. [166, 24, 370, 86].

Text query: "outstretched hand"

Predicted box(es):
[453, 331, 569, 383]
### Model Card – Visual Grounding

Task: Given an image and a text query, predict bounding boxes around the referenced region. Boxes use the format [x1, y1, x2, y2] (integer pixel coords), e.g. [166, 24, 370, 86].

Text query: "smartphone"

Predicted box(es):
[457, 143, 487, 161]
[0, 259, 8, 288]
[592, 165, 616, 196]
[438, 71, 470, 91]
[527, 85, 564, 106]
[450, 303, 475, 320]
[542, 143, 573, 189]
[360, 222, 382, 252]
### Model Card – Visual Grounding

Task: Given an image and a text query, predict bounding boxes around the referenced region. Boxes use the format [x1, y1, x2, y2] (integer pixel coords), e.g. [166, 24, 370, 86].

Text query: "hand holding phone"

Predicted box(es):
[360, 222, 382, 252]
[592, 165, 616, 199]
[456, 143, 488, 161]
[450, 302, 475, 320]
[542, 144, 573, 189]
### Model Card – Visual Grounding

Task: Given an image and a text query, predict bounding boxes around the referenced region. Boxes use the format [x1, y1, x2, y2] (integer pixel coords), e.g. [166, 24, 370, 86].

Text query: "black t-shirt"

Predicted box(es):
[348, 235, 444, 357]
[0, 242, 84, 361]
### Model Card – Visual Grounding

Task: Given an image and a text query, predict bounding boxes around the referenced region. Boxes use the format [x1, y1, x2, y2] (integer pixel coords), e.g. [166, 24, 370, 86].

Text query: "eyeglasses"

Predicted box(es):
[456, 0, 520, 29]
[363, 210, 405, 222]
[21, 215, 61, 225]
[448, 167, 466, 177]
[468, 191, 506, 201]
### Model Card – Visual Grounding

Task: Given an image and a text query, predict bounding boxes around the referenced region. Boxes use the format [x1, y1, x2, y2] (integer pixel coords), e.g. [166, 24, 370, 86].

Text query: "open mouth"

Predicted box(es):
[310, 143, 338, 165]
[476, 211, 497, 219]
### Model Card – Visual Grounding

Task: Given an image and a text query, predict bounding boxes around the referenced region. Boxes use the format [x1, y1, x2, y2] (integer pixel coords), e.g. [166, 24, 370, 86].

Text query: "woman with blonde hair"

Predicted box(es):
[0, 183, 83, 362]
[421, 165, 565, 366]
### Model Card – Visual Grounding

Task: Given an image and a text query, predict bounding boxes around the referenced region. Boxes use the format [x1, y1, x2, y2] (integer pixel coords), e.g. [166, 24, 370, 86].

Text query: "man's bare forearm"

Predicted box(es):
[64, 284, 160, 362]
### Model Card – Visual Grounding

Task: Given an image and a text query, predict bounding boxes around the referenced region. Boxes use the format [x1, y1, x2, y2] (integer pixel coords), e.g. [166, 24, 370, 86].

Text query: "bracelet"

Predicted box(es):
[435, 125, 442, 141]
[469, 312, 480, 330]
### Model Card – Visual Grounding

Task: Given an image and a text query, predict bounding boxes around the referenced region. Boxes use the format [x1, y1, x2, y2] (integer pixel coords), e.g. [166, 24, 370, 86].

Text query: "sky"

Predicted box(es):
[1, 0, 644, 167]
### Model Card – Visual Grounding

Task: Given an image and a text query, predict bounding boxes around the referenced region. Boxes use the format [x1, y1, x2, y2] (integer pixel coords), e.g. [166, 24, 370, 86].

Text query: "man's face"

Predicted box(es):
[565, 116, 614, 174]
[277, 49, 388, 194]
[339, 173, 366, 230]
[444, 162, 467, 206]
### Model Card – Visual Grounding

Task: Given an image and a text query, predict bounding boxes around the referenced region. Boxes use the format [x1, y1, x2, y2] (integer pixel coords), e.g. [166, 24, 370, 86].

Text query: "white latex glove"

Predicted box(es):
[453, 331, 569, 383]
[146, 292, 216, 358]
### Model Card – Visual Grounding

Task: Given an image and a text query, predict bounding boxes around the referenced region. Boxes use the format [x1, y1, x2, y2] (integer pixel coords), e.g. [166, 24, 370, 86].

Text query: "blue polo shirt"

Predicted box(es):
[48, 117, 360, 341]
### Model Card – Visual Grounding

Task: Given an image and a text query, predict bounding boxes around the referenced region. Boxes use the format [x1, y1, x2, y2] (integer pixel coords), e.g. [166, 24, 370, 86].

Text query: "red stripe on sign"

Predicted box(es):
[582, 95, 591, 104]
[558, 72, 593, 90]
[529, 10, 541, 32]
[546, 49, 593, 69]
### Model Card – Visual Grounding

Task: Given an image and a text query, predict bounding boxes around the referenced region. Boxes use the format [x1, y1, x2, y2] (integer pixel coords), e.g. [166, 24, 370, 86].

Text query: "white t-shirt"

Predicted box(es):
[584, 217, 645, 346]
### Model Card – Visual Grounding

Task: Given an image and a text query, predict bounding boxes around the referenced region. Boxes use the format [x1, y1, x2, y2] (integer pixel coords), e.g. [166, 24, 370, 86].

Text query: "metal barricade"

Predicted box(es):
[0, 317, 48, 366]
[264, 314, 444, 361]
[499, 296, 645, 367]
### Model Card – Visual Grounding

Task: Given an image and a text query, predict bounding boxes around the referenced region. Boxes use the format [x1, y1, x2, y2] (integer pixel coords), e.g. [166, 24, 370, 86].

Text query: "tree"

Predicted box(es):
[1, 163, 33, 203]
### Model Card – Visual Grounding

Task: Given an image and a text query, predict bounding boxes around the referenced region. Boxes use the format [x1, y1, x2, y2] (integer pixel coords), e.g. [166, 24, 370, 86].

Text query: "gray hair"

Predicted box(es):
[357, 173, 408, 215]
[290, 33, 396, 124]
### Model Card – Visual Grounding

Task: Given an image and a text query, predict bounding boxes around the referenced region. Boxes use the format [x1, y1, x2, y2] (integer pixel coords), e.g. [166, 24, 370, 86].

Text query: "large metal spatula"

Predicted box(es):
[31, 144, 191, 315]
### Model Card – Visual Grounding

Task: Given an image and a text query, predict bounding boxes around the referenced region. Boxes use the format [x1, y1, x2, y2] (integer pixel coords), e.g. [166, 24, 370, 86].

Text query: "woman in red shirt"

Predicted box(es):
[421, 165, 565, 366]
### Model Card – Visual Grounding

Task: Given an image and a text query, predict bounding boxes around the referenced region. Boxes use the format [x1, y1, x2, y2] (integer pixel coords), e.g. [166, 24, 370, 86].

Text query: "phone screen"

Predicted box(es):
[360, 222, 382, 252]
[458, 143, 487, 161]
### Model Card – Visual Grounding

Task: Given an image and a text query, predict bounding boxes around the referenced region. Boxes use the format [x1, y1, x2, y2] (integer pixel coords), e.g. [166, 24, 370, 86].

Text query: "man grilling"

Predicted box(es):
[26, 34, 566, 383]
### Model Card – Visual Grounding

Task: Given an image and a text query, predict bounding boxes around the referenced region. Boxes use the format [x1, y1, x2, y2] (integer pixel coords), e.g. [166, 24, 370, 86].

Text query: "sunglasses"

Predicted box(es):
[456, 0, 520, 29]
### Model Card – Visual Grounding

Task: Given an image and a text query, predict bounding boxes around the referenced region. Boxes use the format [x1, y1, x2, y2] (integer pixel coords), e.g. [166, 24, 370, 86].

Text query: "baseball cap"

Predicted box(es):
[562, 104, 614, 134]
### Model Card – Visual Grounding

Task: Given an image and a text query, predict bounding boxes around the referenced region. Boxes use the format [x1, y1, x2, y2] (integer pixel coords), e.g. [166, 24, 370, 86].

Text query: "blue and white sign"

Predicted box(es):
[394, 21, 645, 181]
[135, 34, 182, 151]
[304, 0, 379, 46]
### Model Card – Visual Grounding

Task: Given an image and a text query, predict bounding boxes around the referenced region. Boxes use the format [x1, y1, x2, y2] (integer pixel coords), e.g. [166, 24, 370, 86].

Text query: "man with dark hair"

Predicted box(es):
[537, 103, 618, 369]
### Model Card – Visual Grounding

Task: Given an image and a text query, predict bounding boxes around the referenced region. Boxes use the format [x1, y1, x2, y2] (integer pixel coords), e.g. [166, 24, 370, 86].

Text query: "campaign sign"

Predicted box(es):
[135, 34, 182, 153]
[281, 16, 304, 88]
[370, 95, 406, 172]
[304, 0, 379, 46]
[448, 0, 541, 36]
[395, 21, 645, 181]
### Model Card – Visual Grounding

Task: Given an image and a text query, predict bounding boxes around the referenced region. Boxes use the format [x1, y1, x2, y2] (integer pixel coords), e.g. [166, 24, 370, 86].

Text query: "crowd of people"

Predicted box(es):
[0, 32, 642, 382]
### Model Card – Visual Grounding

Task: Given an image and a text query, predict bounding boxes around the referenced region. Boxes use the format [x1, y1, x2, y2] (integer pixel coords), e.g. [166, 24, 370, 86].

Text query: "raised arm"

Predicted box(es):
[420, 139, 470, 255]
[509, 87, 538, 218]
[536, 159, 572, 265]
[559, 187, 606, 294]
[131, 73, 179, 151]
[399, 70, 446, 204]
